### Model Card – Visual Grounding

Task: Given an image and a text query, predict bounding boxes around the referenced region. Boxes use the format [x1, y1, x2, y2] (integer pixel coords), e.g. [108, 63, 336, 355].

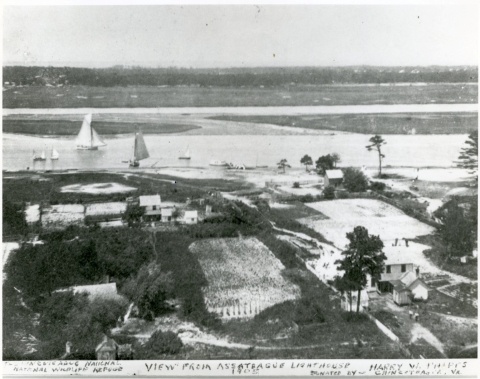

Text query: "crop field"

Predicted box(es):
[3, 83, 477, 109]
[210, 112, 478, 135]
[189, 237, 301, 314]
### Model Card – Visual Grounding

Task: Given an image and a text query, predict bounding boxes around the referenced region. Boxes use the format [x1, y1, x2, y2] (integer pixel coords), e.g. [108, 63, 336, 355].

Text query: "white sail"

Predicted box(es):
[51, 149, 59, 159]
[91, 127, 106, 147]
[132, 131, 149, 161]
[75, 114, 106, 148]
[185, 146, 190, 158]
[40, 150, 46, 160]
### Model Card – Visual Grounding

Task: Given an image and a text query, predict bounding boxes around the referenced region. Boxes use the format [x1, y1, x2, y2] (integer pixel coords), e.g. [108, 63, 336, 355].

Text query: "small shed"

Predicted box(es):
[95, 335, 118, 360]
[408, 278, 429, 300]
[324, 170, 344, 187]
[184, 210, 198, 224]
[392, 281, 411, 305]
[161, 208, 174, 223]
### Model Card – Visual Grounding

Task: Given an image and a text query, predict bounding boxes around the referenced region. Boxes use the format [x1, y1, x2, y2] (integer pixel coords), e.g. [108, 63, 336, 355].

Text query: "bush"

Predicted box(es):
[146, 330, 183, 355]
[323, 185, 336, 200]
[341, 312, 369, 322]
[369, 181, 386, 191]
[293, 182, 300, 188]
[294, 297, 325, 324]
[342, 168, 369, 192]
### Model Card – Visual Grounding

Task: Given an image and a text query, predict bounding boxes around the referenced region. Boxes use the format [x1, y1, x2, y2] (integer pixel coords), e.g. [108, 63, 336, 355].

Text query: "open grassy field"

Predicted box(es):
[2, 119, 200, 136]
[2, 171, 253, 205]
[209, 112, 478, 135]
[3, 83, 477, 108]
[189, 237, 301, 315]
[299, 199, 435, 247]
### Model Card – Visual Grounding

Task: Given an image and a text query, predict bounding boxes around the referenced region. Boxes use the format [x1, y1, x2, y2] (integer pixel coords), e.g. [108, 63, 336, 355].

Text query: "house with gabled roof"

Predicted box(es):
[366, 253, 429, 305]
[324, 170, 344, 187]
[139, 195, 162, 220]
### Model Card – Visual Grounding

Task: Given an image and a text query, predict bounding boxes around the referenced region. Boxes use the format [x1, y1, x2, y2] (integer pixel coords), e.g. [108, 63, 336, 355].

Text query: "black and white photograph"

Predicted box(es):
[2, 1, 478, 374]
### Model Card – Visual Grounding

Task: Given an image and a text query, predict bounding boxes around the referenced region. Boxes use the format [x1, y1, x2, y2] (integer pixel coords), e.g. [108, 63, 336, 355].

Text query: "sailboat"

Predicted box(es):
[75, 114, 106, 150]
[33, 148, 46, 161]
[129, 127, 150, 167]
[179, 146, 191, 160]
[51, 148, 59, 160]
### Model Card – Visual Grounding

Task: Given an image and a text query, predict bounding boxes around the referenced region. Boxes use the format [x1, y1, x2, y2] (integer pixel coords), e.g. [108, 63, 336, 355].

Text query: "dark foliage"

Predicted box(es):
[335, 226, 386, 313]
[2, 199, 28, 236]
[146, 330, 184, 355]
[369, 181, 386, 191]
[342, 167, 369, 192]
[323, 185, 336, 199]
[315, 155, 335, 175]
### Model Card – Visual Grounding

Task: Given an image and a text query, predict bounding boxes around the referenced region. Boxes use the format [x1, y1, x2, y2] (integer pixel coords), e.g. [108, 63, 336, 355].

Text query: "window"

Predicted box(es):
[386, 265, 391, 274]
[371, 277, 375, 287]
[152, 205, 156, 210]
[401, 264, 406, 273]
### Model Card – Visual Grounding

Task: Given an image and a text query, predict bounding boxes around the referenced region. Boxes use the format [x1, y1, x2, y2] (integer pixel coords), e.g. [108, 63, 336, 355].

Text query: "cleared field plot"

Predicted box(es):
[189, 237, 301, 319]
[297, 199, 445, 276]
[61, 182, 137, 194]
[300, 199, 435, 248]
[85, 202, 127, 217]
[41, 204, 85, 228]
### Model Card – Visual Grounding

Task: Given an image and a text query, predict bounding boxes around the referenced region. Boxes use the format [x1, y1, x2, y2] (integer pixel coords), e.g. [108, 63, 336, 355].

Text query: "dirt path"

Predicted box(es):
[383, 300, 447, 357]
[410, 323, 446, 356]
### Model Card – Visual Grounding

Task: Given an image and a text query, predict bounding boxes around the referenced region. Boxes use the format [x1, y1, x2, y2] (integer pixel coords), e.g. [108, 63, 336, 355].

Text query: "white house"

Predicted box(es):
[139, 195, 162, 220]
[366, 252, 429, 304]
[161, 208, 174, 223]
[324, 170, 344, 187]
[184, 210, 198, 225]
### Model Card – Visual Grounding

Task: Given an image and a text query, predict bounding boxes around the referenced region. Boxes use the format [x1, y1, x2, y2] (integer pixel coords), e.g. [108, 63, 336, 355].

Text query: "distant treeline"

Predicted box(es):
[3, 65, 477, 87]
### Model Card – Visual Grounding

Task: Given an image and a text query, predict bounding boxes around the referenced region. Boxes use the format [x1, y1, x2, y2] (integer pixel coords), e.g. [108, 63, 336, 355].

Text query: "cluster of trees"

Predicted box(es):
[457, 131, 478, 182]
[5, 227, 154, 299]
[4, 66, 477, 88]
[2, 199, 27, 237]
[436, 198, 478, 262]
[299, 153, 341, 174]
[35, 292, 127, 359]
[334, 226, 386, 313]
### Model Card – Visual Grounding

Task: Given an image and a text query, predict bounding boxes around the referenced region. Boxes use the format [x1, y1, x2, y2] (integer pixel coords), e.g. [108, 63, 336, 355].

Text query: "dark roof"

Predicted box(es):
[389, 280, 408, 292]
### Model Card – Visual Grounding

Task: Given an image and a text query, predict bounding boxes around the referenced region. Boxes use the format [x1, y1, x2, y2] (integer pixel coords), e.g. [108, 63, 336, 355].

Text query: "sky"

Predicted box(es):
[3, 4, 478, 68]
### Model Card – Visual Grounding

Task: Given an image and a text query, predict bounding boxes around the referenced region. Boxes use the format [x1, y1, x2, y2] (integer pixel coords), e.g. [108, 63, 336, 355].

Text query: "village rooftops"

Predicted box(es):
[139, 195, 161, 207]
[325, 170, 344, 179]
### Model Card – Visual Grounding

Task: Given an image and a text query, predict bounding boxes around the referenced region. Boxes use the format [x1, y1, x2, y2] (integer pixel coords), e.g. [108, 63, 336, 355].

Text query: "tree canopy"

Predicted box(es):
[300, 155, 313, 171]
[335, 226, 386, 312]
[342, 168, 369, 192]
[366, 135, 387, 177]
[277, 159, 291, 174]
[315, 155, 335, 175]
[457, 130, 478, 181]
[441, 198, 476, 261]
